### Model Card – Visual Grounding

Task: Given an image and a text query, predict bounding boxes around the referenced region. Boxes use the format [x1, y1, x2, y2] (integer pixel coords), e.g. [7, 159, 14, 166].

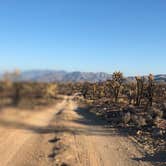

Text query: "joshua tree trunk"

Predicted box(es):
[13, 83, 20, 106]
[135, 76, 144, 106]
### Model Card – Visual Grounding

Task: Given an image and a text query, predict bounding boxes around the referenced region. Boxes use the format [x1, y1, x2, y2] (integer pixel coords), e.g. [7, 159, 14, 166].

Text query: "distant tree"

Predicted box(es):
[110, 71, 124, 103]
[93, 83, 97, 99]
[135, 76, 145, 106]
[2, 69, 21, 105]
[82, 82, 90, 99]
[146, 74, 155, 107]
[125, 82, 136, 105]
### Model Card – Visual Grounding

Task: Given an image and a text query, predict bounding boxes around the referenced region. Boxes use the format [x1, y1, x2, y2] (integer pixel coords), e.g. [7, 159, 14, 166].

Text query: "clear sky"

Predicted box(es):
[0, 0, 165, 76]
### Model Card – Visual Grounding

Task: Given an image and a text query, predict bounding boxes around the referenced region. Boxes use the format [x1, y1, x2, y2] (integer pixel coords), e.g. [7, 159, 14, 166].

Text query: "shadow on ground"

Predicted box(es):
[0, 118, 117, 137]
[132, 150, 166, 166]
[73, 106, 108, 126]
[0, 106, 118, 137]
[72, 106, 133, 137]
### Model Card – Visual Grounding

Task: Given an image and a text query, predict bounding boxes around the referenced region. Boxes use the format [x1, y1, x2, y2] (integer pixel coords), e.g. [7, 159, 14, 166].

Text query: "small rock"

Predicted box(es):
[137, 130, 142, 135]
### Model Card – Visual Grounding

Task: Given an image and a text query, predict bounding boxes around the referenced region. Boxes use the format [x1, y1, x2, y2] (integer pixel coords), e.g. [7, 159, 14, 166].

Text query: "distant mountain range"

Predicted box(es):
[0, 70, 166, 83]
[19, 70, 112, 83]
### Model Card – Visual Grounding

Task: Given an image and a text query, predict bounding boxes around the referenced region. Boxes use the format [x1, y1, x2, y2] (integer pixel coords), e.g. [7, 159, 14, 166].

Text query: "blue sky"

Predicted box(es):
[0, 0, 165, 76]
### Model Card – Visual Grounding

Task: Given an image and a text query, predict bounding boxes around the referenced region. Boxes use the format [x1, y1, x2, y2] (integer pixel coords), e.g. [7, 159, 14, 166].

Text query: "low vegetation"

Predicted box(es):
[0, 70, 58, 109]
[59, 71, 166, 160]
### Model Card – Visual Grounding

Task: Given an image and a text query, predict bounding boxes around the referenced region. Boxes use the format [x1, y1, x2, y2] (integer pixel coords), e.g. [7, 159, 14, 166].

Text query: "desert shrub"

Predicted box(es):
[44, 83, 57, 98]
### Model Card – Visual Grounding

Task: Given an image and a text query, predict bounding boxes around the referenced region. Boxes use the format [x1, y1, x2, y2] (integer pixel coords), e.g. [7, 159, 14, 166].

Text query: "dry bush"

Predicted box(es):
[0, 81, 58, 109]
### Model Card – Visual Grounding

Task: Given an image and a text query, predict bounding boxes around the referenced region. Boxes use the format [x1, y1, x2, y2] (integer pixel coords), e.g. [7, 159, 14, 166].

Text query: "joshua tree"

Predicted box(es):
[82, 82, 89, 99]
[110, 71, 124, 103]
[12, 70, 21, 105]
[2, 70, 21, 105]
[93, 83, 97, 99]
[146, 74, 155, 107]
[135, 76, 145, 106]
[125, 82, 136, 105]
[99, 83, 105, 98]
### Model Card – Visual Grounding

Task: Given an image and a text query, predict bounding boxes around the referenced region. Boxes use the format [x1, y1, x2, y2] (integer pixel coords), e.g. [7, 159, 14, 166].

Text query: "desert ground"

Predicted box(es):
[0, 96, 154, 166]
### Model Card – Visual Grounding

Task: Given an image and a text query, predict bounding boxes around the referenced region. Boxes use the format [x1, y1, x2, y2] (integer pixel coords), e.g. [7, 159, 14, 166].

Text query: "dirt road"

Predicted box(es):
[0, 96, 152, 166]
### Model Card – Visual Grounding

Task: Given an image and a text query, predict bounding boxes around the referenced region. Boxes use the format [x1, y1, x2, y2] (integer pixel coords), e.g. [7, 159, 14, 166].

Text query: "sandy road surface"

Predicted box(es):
[0, 96, 152, 166]
[0, 98, 67, 166]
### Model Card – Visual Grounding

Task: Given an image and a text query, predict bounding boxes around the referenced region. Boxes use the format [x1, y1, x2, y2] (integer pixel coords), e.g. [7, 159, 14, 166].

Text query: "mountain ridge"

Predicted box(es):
[20, 70, 112, 82]
[1, 70, 166, 83]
